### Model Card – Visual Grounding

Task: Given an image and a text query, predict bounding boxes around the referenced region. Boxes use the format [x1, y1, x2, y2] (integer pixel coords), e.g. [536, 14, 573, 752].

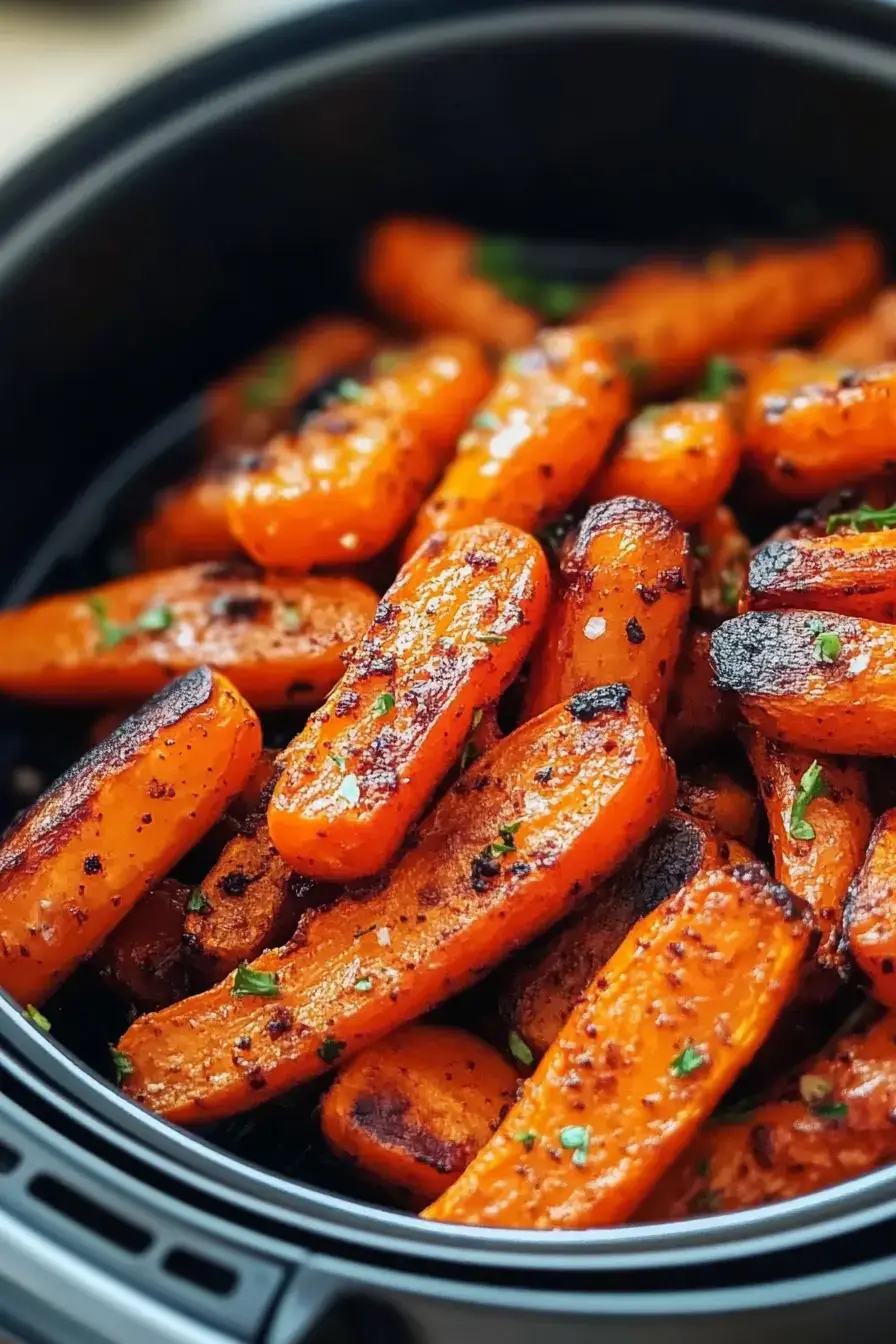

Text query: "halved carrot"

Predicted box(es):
[746, 530, 896, 622]
[524, 497, 690, 724]
[118, 687, 675, 1124]
[501, 812, 752, 1061]
[363, 217, 539, 351]
[227, 336, 493, 571]
[268, 521, 548, 881]
[711, 609, 896, 754]
[676, 771, 759, 848]
[587, 400, 740, 526]
[846, 808, 896, 1009]
[0, 562, 378, 709]
[0, 668, 261, 1006]
[745, 733, 871, 981]
[404, 328, 629, 555]
[821, 288, 896, 366]
[693, 504, 751, 624]
[93, 879, 193, 1010]
[320, 1024, 519, 1206]
[663, 627, 735, 759]
[135, 464, 242, 571]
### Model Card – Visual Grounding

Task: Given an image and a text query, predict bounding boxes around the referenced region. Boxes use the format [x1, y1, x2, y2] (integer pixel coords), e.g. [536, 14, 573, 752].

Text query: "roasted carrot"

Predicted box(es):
[693, 504, 751, 624]
[135, 465, 242, 571]
[501, 812, 752, 1061]
[745, 733, 871, 981]
[711, 609, 896, 754]
[746, 530, 896, 622]
[524, 498, 690, 724]
[0, 668, 260, 1006]
[587, 400, 740, 526]
[227, 336, 493, 571]
[821, 288, 896, 366]
[676, 771, 759, 848]
[404, 329, 629, 555]
[0, 562, 378, 710]
[423, 862, 809, 1228]
[206, 315, 379, 456]
[118, 686, 675, 1124]
[93, 879, 193, 1010]
[268, 521, 548, 881]
[321, 1024, 519, 1206]
[363, 217, 539, 351]
[663, 627, 735, 759]
[845, 808, 896, 1009]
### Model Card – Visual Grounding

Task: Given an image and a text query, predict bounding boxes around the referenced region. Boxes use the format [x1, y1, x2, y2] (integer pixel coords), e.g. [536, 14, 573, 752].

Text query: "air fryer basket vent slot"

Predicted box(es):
[28, 1173, 153, 1254]
[0, 1137, 21, 1174]
[163, 1246, 238, 1297]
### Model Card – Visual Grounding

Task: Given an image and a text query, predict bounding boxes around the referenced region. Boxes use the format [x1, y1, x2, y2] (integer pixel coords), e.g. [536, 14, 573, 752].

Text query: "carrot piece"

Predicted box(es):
[267, 521, 548, 881]
[745, 733, 871, 980]
[135, 466, 241, 571]
[0, 562, 378, 710]
[118, 686, 675, 1124]
[363, 217, 539, 351]
[227, 336, 493, 571]
[746, 530, 896, 622]
[205, 315, 379, 457]
[711, 609, 896, 754]
[663, 627, 735, 759]
[423, 861, 809, 1228]
[821, 288, 896, 366]
[404, 329, 629, 555]
[693, 504, 751, 624]
[676, 771, 759, 848]
[524, 498, 690, 724]
[320, 1024, 519, 1206]
[0, 668, 261, 1006]
[845, 808, 896, 1009]
[93, 879, 193, 1010]
[586, 400, 740, 526]
[501, 812, 752, 1061]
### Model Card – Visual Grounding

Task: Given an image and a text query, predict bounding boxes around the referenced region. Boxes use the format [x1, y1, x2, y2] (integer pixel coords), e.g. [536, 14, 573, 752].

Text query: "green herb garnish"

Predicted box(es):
[826, 503, 896, 534]
[479, 632, 507, 646]
[337, 774, 361, 806]
[719, 569, 741, 609]
[244, 348, 291, 410]
[788, 760, 826, 841]
[473, 410, 502, 433]
[559, 1124, 590, 1166]
[670, 1042, 706, 1078]
[25, 1004, 51, 1032]
[807, 616, 841, 664]
[281, 604, 303, 632]
[110, 1048, 134, 1084]
[474, 236, 589, 320]
[136, 604, 174, 634]
[187, 888, 210, 914]
[498, 821, 522, 847]
[459, 741, 479, 771]
[336, 377, 367, 403]
[87, 596, 174, 650]
[697, 355, 741, 400]
[813, 1100, 848, 1121]
[353, 977, 373, 992]
[508, 1030, 534, 1068]
[329, 752, 347, 771]
[514, 1130, 537, 1151]
[231, 966, 280, 998]
[318, 1037, 346, 1064]
[372, 692, 395, 718]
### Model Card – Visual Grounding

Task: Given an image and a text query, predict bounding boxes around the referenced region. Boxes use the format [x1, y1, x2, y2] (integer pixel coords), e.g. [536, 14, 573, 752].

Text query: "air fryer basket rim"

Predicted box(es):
[3, 0, 896, 1272]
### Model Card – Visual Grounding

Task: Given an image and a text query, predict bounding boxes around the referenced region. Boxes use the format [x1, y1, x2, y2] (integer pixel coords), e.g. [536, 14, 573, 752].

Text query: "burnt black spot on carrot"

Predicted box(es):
[219, 871, 252, 896]
[747, 542, 800, 595]
[83, 854, 102, 876]
[626, 618, 646, 645]
[568, 684, 631, 720]
[351, 1089, 473, 1175]
[710, 611, 857, 698]
[209, 594, 269, 621]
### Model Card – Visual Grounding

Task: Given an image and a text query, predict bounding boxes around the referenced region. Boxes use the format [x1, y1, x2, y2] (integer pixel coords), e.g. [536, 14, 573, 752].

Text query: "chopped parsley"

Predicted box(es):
[474, 236, 588, 320]
[353, 977, 373, 992]
[231, 966, 280, 998]
[187, 888, 210, 914]
[559, 1124, 590, 1167]
[372, 692, 395, 718]
[110, 1048, 134, 1085]
[25, 1004, 50, 1032]
[136, 604, 175, 634]
[318, 1037, 346, 1064]
[473, 410, 502, 432]
[719, 568, 741, 609]
[244, 348, 291, 410]
[337, 773, 361, 806]
[459, 741, 480, 771]
[281, 604, 303, 632]
[670, 1042, 706, 1077]
[514, 1130, 537, 1151]
[697, 355, 741, 400]
[807, 616, 841, 664]
[328, 752, 347, 771]
[478, 632, 506, 646]
[498, 821, 522, 847]
[826, 503, 896, 534]
[508, 1030, 535, 1068]
[788, 760, 826, 841]
[336, 377, 367, 403]
[813, 1100, 848, 1121]
[87, 596, 174, 650]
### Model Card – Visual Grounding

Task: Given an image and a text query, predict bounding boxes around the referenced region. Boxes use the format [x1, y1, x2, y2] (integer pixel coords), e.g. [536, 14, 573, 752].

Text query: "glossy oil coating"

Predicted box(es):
[746, 530, 896, 621]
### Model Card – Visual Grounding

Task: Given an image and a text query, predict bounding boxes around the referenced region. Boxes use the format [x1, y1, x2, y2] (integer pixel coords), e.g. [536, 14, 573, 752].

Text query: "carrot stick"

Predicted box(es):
[821, 288, 896, 366]
[118, 686, 675, 1124]
[0, 562, 378, 709]
[135, 466, 242, 571]
[268, 521, 548, 881]
[676, 771, 759, 848]
[93, 879, 193, 1010]
[321, 1024, 519, 1206]
[746, 530, 896, 621]
[0, 668, 261, 1005]
[845, 808, 896, 1009]
[693, 504, 751, 624]
[423, 861, 809, 1228]
[524, 498, 690, 724]
[663, 627, 735, 759]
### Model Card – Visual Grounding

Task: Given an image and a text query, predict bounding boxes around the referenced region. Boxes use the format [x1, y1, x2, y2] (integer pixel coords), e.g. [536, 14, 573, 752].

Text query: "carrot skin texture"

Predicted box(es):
[404, 328, 629, 555]
[321, 1024, 519, 1206]
[746, 531, 896, 622]
[524, 497, 691, 723]
[846, 808, 896, 1009]
[0, 668, 261, 1005]
[663, 627, 735, 759]
[676, 772, 760, 848]
[118, 690, 676, 1124]
[710, 609, 896, 754]
[93, 879, 193, 1010]
[268, 521, 549, 881]
[227, 336, 492, 571]
[0, 564, 378, 710]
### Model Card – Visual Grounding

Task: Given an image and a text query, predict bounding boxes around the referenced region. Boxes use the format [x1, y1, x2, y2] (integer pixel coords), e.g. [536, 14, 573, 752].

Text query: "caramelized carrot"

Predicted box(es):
[676, 771, 759, 848]
[268, 522, 548, 881]
[93, 879, 193, 1010]
[711, 609, 896, 754]
[524, 498, 690, 724]
[363, 217, 538, 351]
[404, 329, 629, 555]
[0, 563, 378, 709]
[663, 627, 735, 759]
[846, 808, 896, 1009]
[118, 687, 675, 1124]
[746, 530, 896, 622]
[821, 288, 896, 366]
[424, 862, 809, 1228]
[693, 504, 751, 624]
[745, 733, 871, 979]
[587, 400, 740, 525]
[227, 336, 493, 571]
[321, 1024, 519, 1206]
[0, 668, 261, 1005]
[135, 466, 241, 571]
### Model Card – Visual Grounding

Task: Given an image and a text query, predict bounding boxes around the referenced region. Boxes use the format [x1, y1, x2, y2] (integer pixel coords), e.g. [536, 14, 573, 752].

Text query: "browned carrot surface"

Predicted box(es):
[93, 879, 193, 1010]
[693, 504, 751, 625]
[524, 497, 691, 724]
[663, 627, 735, 759]
[846, 808, 896, 1009]
[118, 687, 675, 1124]
[423, 862, 809, 1228]
[0, 669, 261, 1005]
[321, 1024, 519, 1206]
[268, 522, 548, 881]
[676, 771, 759, 847]
[746, 530, 896, 621]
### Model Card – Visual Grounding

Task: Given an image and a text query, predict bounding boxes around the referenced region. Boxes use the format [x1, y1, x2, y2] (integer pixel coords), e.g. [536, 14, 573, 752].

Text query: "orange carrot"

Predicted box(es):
[846, 808, 896, 1009]
[663, 628, 735, 759]
[676, 771, 759, 848]
[821, 288, 896, 366]
[693, 504, 751, 624]
[135, 465, 242, 571]
[746, 530, 896, 622]
[93, 879, 193, 1010]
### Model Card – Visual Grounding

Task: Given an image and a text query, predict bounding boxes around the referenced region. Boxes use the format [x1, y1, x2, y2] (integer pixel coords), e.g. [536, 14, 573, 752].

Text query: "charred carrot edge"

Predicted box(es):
[0, 668, 261, 1006]
[846, 808, 896, 1009]
[501, 812, 753, 1061]
[267, 521, 549, 882]
[587, 400, 740, 526]
[227, 336, 493, 571]
[639, 1012, 896, 1219]
[745, 733, 871, 983]
[118, 686, 675, 1124]
[746, 531, 896, 622]
[663, 627, 735, 759]
[711, 609, 896, 755]
[0, 562, 378, 710]
[93, 879, 193, 1010]
[524, 497, 690, 725]
[320, 1024, 519, 1206]
[423, 861, 809, 1228]
[363, 217, 539, 351]
[676, 772, 760, 848]
[404, 328, 629, 555]
[693, 504, 751, 625]
[821, 288, 896, 366]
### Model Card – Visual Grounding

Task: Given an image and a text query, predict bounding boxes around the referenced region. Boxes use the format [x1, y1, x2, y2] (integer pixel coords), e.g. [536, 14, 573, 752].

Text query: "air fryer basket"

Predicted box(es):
[6, 2, 896, 1340]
